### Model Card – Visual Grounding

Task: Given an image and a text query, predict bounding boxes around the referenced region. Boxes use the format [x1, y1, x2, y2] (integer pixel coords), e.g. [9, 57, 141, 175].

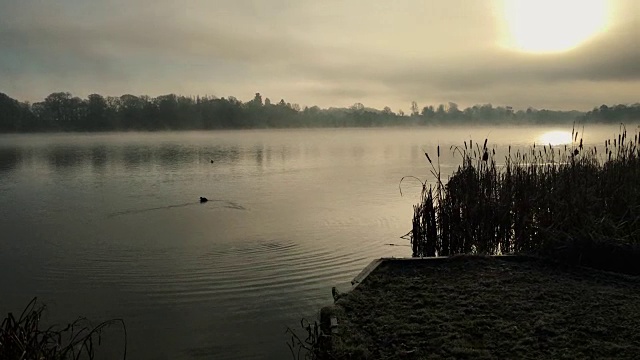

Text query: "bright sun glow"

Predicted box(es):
[500, 0, 610, 53]
[539, 131, 573, 146]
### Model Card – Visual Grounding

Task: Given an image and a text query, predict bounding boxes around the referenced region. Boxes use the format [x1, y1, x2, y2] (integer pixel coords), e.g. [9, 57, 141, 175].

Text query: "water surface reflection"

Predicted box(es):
[0, 126, 624, 359]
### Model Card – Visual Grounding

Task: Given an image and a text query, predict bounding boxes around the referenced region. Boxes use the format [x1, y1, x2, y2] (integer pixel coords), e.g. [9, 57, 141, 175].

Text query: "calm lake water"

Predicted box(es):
[0, 125, 626, 359]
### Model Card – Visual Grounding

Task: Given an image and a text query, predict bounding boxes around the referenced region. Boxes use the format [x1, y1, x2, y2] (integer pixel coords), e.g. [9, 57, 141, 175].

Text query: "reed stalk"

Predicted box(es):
[408, 125, 640, 274]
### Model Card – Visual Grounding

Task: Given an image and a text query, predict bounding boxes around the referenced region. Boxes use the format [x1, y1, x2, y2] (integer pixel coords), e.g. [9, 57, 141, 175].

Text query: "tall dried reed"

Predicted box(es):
[407, 125, 640, 274]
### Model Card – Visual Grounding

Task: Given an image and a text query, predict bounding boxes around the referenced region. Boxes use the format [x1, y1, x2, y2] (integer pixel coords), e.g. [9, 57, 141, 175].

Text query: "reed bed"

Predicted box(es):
[0, 298, 126, 360]
[406, 125, 640, 274]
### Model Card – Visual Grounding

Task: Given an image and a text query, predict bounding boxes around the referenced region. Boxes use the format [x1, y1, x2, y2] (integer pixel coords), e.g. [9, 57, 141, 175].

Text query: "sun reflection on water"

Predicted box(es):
[538, 130, 573, 146]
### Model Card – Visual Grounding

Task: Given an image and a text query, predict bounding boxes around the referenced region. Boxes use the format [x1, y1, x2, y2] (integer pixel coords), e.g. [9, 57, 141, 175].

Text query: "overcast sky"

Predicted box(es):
[0, 0, 638, 111]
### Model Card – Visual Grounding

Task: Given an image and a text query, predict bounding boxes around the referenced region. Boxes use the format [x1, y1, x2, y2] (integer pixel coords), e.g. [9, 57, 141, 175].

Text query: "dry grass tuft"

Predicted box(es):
[0, 298, 126, 360]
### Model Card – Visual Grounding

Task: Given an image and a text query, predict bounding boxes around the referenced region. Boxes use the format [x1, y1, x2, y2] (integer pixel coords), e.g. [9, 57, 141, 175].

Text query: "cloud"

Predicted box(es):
[0, 0, 638, 110]
[284, 13, 640, 109]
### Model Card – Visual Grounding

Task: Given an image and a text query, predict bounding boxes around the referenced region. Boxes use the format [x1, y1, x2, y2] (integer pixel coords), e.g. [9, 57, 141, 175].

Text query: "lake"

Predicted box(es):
[0, 125, 625, 359]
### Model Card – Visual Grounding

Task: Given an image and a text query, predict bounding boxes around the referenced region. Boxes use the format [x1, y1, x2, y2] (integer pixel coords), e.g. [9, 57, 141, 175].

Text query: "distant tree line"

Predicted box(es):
[580, 104, 640, 123]
[0, 91, 636, 132]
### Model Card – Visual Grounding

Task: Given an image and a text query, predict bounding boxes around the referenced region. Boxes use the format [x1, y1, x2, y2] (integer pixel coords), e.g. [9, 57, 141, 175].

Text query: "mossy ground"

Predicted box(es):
[326, 256, 640, 359]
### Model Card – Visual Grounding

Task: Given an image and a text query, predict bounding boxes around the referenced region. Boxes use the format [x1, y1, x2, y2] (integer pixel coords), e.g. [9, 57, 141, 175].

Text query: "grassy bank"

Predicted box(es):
[322, 256, 640, 359]
[408, 125, 640, 274]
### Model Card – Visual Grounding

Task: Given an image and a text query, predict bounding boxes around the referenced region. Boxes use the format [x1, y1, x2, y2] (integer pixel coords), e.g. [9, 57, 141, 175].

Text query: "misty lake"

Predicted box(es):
[0, 125, 625, 359]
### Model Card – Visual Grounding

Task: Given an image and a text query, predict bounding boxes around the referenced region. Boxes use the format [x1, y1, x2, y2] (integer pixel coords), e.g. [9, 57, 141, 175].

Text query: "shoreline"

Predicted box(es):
[319, 255, 640, 359]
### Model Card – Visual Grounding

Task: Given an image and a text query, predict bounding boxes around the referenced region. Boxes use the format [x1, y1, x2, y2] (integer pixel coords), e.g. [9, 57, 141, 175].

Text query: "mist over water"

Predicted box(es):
[0, 126, 625, 359]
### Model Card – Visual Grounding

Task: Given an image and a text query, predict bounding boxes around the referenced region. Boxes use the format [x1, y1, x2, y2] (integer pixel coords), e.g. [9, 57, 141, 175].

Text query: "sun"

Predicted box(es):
[498, 0, 610, 54]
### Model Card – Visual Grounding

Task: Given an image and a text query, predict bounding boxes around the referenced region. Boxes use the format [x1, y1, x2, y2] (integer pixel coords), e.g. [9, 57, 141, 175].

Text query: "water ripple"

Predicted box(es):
[39, 238, 388, 312]
[107, 199, 246, 217]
